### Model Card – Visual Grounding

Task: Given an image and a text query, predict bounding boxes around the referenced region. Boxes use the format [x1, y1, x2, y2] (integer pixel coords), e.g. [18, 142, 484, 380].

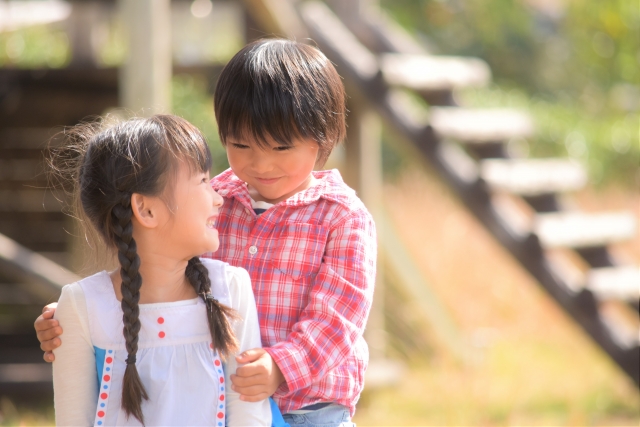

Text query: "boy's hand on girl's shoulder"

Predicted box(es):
[34, 303, 61, 362]
[231, 348, 285, 402]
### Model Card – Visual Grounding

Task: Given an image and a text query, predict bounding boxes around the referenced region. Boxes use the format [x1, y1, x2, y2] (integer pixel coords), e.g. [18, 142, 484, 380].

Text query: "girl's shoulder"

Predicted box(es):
[197, 258, 233, 308]
[198, 258, 253, 311]
[58, 270, 113, 304]
[74, 270, 114, 301]
[198, 258, 248, 282]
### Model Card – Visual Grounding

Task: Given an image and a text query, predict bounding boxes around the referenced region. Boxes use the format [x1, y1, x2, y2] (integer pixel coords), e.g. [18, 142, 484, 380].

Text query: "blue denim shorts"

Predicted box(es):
[282, 403, 355, 427]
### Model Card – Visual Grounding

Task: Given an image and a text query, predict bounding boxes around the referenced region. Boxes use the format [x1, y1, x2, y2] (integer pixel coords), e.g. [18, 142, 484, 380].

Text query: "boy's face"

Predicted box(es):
[226, 135, 319, 204]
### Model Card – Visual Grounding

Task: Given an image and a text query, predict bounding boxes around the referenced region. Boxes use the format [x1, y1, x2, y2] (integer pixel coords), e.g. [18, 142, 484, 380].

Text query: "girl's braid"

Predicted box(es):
[111, 193, 148, 424]
[185, 257, 239, 360]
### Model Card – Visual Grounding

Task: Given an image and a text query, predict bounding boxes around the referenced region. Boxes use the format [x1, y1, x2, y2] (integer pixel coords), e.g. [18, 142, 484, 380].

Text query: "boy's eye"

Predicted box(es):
[273, 146, 291, 152]
[232, 143, 249, 149]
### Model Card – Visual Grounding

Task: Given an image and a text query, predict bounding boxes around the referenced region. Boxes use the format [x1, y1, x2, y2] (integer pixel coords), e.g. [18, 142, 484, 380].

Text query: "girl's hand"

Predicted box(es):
[34, 303, 62, 362]
[230, 348, 285, 402]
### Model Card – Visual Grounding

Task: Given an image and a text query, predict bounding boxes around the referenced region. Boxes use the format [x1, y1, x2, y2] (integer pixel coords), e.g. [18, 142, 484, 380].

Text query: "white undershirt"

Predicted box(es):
[52, 266, 270, 427]
[250, 197, 274, 215]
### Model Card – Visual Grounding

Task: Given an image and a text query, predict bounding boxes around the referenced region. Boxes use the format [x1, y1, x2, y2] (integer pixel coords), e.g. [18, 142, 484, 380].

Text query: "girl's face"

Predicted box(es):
[157, 161, 224, 259]
[226, 135, 319, 204]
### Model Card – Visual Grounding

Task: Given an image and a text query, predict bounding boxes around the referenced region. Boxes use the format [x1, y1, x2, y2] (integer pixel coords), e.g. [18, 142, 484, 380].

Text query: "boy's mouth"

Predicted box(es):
[255, 177, 281, 185]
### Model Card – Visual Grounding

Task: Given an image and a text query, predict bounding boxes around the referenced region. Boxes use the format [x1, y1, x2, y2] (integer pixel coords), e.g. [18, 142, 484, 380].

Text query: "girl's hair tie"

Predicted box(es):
[125, 354, 136, 365]
[204, 292, 217, 303]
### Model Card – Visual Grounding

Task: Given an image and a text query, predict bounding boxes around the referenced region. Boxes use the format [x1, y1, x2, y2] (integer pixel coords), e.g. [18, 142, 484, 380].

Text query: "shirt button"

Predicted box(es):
[249, 245, 257, 255]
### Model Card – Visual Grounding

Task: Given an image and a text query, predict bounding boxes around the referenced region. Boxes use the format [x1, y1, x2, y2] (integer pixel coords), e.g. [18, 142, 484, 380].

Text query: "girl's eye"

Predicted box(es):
[274, 146, 291, 152]
[232, 143, 249, 149]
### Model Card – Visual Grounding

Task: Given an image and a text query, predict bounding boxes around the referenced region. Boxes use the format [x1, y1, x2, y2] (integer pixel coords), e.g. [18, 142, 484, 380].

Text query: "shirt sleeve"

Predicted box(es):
[224, 266, 272, 427]
[265, 209, 377, 393]
[52, 283, 98, 426]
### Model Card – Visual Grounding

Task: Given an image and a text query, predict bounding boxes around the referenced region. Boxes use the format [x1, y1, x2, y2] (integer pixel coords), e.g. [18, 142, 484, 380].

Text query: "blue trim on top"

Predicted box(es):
[94, 346, 105, 394]
[270, 398, 290, 427]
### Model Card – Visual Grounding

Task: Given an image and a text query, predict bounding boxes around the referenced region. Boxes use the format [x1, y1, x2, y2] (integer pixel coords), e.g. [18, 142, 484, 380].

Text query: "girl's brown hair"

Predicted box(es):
[49, 114, 238, 425]
[214, 38, 347, 165]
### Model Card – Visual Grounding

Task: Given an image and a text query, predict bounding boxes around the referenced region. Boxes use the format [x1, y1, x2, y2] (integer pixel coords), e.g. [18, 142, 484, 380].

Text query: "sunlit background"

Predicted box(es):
[0, 0, 638, 425]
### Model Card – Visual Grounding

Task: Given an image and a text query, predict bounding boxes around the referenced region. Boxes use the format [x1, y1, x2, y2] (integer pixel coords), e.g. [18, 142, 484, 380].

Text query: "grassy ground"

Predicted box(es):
[352, 165, 640, 426]
[0, 396, 54, 426]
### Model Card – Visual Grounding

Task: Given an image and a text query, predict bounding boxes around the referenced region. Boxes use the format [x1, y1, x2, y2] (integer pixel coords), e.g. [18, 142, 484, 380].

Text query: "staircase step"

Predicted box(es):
[0, 128, 54, 149]
[587, 266, 640, 301]
[599, 303, 640, 349]
[481, 158, 587, 196]
[0, 159, 46, 183]
[300, 1, 379, 81]
[380, 53, 491, 92]
[535, 211, 637, 249]
[0, 189, 64, 212]
[0, 363, 52, 383]
[0, 232, 78, 296]
[430, 107, 534, 143]
[0, 284, 46, 304]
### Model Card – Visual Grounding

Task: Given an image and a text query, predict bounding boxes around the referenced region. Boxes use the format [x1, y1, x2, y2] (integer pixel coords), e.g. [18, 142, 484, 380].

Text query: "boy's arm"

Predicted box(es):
[265, 209, 377, 393]
[35, 303, 61, 362]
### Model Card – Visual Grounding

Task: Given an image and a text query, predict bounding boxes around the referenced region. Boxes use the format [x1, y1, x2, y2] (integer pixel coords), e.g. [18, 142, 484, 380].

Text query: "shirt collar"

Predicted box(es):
[211, 168, 356, 208]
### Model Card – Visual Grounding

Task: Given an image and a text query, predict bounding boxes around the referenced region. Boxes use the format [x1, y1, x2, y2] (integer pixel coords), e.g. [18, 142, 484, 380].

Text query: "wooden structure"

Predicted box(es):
[0, 0, 170, 396]
[244, 0, 639, 386]
[0, 67, 116, 395]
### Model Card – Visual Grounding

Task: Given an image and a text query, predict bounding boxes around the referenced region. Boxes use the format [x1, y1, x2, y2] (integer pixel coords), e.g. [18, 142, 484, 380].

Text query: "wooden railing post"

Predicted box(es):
[345, 96, 387, 361]
[118, 0, 172, 115]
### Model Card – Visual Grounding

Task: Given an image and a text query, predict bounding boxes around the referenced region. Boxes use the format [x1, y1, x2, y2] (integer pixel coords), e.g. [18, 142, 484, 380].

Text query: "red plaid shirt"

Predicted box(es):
[203, 168, 377, 415]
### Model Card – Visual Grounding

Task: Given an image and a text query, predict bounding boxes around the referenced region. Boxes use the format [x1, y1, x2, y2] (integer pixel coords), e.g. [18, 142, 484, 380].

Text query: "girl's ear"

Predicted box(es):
[130, 193, 161, 228]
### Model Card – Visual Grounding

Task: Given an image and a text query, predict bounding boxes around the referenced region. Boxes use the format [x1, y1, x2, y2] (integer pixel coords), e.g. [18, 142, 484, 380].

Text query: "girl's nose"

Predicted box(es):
[212, 190, 224, 208]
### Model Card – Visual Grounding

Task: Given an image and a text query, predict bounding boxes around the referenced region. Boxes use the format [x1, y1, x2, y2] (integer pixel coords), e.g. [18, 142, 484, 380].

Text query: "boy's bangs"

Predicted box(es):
[221, 108, 305, 149]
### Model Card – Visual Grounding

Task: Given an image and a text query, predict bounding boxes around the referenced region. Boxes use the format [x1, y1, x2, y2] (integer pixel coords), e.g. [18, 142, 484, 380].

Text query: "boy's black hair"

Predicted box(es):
[214, 38, 346, 165]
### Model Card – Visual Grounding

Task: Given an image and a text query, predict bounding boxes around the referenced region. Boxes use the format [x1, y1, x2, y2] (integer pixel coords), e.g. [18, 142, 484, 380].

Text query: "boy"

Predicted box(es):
[36, 39, 376, 426]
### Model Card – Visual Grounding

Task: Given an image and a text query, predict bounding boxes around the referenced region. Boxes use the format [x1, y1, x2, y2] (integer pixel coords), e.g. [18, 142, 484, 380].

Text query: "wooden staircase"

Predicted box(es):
[252, 0, 639, 386]
[0, 67, 117, 396]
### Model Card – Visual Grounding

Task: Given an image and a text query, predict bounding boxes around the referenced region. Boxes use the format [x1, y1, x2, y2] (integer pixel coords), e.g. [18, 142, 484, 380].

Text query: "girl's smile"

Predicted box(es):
[206, 215, 218, 229]
[148, 163, 224, 260]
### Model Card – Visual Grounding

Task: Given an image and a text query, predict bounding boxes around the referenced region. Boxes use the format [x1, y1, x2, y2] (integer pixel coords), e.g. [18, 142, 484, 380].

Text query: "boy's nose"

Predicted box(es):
[250, 154, 273, 174]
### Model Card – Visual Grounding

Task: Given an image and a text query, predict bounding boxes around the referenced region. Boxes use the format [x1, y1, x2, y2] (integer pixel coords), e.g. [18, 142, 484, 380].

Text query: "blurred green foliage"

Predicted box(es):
[172, 74, 229, 174]
[380, 0, 639, 95]
[380, 0, 639, 187]
[0, 25, 70, 68]
[459, 85, 639, 187]
[2, 2, 637, 186]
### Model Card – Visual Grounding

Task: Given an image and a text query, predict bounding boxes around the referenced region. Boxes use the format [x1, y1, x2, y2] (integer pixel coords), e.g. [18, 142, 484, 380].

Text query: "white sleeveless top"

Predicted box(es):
[52, 259, 271, 426]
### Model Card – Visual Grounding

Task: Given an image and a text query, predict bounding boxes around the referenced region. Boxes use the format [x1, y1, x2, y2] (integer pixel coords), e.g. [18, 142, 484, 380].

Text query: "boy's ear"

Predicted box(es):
[130, 193, 161, 228]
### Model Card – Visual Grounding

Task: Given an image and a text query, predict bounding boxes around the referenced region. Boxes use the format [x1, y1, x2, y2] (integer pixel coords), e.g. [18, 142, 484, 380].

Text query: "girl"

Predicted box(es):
[50, 115, 271, 426]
